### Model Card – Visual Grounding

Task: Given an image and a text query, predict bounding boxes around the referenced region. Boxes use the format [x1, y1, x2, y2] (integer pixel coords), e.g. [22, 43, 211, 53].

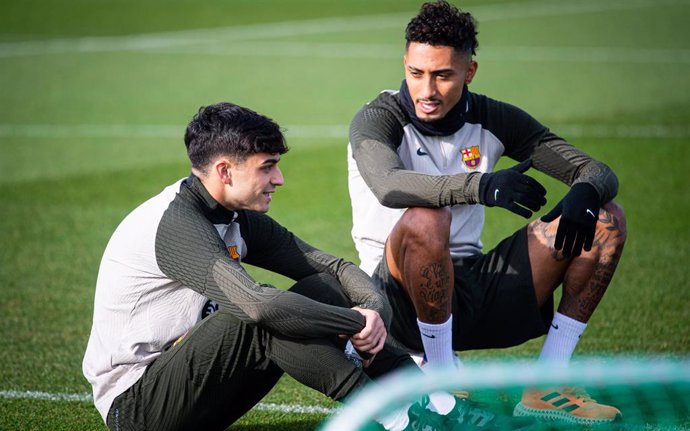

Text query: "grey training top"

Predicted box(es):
[348, 90, 618, 274]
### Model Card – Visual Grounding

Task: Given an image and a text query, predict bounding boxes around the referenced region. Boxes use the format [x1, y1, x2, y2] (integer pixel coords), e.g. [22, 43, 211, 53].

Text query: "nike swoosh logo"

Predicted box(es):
[416, 147, 429, 156]
[551, 323, 559, 330]
[421, 333, 436, 339]
[494, 189, 499, 201]
[586, 209, 596, 218]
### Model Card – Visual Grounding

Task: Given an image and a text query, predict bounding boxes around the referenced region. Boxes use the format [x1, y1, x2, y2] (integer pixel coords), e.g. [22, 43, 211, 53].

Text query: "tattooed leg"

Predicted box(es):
[386, 207, 453, 323]
[528, 201, 627, 322]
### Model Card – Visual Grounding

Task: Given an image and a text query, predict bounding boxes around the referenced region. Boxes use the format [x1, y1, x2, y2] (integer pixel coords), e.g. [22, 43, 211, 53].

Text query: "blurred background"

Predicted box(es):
[1, 0, 688, 429]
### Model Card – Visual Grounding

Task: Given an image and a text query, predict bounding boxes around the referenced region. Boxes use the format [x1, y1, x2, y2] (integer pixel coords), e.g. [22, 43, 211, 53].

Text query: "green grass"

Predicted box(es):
[1, 0, 689, 429]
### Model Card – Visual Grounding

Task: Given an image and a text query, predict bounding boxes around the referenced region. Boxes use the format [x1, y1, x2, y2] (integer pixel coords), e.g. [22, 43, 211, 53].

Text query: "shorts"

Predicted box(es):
[372, 226, 553, 353]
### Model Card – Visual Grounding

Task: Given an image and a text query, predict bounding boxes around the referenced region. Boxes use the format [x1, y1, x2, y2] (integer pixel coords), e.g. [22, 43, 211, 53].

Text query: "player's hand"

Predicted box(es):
[541, 182, 600, 258]
[478, 159, 547, 218]
[350, 307, 387, 356]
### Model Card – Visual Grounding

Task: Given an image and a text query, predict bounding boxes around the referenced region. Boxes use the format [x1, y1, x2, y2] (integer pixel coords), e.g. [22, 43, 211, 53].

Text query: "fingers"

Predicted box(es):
[510, 176, 547, 213]
[554, 222, 567, 251]
[351, 307, 387, 355]
[506, 202, 533, 218]
[351, 334, 385, 354]
[518, 174, 547, 197]
[351, 322, 386, 353]
[540, 203, 562, 223]
[561, 225, 577, 258]
[514, 191, 547, 212]
[583, 230, 594, 252]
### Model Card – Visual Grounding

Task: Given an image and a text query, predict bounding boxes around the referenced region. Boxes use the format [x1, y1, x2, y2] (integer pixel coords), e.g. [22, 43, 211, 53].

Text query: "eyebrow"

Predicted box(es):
[259, 157, 280, 167]
[406, 65, 455, 75]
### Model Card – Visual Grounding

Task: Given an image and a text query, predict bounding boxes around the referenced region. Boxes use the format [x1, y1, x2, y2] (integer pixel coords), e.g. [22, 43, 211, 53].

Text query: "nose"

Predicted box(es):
[272, 166, 285, 186]
[420, 76, 437, 99]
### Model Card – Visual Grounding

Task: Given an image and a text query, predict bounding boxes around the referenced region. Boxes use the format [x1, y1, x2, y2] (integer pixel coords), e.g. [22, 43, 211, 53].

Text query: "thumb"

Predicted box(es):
[540, 201, 562, 223]
[510, 159, 532, 174]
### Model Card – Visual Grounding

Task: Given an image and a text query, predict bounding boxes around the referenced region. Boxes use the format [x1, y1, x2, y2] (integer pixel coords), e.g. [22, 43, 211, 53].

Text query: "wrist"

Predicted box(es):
[477, 173, 492, 205]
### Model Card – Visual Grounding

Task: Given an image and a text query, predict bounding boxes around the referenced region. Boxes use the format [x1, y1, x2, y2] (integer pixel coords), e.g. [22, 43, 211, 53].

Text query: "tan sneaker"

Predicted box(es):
[514, 387, 622, 425]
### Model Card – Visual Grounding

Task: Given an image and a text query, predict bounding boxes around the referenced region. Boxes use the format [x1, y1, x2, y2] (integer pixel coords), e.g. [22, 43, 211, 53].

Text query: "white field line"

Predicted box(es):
[0, 123, 688, 140]
[144, 42, 690, 64]
[0, 0, 685, 58]
[0, 390, 336, 415]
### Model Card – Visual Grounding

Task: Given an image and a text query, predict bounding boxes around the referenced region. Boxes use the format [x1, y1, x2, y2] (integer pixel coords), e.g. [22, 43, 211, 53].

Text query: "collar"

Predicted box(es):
[182, 174, 238, 224]
[399, 80, 471, 136]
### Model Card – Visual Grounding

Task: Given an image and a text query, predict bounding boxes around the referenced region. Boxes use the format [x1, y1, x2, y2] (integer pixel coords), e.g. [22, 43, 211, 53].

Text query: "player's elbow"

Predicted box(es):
[376, 189, 411, 209]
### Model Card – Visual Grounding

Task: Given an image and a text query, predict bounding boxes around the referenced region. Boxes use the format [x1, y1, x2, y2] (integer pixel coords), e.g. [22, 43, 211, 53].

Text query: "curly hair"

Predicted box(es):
[184, 102, 288, 171]
[405, 0, 478, 56]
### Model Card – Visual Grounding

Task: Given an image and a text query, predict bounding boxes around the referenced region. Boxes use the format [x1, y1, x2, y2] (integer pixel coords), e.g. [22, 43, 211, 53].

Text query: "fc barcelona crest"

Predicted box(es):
[227, 245, 241, 261]
[461, 146, 481, 169]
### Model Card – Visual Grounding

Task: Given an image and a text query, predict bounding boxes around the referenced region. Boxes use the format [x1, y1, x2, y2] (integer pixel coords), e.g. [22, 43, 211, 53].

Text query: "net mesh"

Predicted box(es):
[319, 356, 690, 431]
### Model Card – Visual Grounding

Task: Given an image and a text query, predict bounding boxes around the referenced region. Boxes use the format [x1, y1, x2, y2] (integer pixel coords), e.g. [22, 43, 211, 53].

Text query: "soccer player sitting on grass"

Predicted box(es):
[347, 0, 627, 425]
[83, 102, 446, 431]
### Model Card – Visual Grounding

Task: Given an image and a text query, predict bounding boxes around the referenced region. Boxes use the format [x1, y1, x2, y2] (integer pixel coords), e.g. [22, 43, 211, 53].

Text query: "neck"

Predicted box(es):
[399, 80, 471, 136]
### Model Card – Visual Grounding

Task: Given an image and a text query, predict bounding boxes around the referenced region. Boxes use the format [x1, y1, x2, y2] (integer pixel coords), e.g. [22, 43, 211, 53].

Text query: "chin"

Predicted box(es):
[416, 111, 444, 122]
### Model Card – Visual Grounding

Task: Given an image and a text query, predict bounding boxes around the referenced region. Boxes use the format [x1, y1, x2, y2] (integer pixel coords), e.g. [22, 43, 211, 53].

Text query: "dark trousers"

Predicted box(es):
[107, 274, 414, 431]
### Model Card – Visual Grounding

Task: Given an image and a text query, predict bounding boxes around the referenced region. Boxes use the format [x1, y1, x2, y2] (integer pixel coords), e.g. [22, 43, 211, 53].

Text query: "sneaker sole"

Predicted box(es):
[513, 402, 621, 425]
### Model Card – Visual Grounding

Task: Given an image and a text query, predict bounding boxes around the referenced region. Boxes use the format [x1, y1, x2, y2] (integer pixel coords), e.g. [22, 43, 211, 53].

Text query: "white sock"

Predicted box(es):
[427, 392, 457, 415]
[539, 311, 587, 367]
[417, 316, 455, 367]
[377, 403, 411, 431]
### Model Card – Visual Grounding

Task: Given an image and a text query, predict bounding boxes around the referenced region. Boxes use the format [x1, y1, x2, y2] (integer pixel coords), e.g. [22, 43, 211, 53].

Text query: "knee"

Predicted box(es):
[395, 207, 451, 252]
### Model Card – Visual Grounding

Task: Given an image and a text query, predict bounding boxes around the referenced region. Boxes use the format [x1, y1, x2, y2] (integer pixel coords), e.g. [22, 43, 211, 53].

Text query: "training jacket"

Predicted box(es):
[83, 175, 389, 421]
[348, 89, 618, 275]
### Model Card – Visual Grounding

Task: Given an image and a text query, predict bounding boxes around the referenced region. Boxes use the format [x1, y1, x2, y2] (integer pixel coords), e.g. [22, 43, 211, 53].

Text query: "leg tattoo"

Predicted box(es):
[416, 262, 452, 322]
[560, 208, 627, 322]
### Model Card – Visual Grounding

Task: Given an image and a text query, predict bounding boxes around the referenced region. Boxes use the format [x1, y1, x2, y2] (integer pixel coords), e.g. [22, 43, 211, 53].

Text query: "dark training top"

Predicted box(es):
[83, 174, 389, 420]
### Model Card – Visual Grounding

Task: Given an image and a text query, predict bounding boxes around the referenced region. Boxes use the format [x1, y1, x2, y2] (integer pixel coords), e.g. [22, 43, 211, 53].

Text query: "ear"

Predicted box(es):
[214, 159, 233, 185]
[465, 60, 478, 84]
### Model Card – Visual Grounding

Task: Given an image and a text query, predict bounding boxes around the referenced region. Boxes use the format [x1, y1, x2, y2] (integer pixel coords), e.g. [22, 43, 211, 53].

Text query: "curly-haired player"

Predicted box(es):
[348, 0, 627, 426]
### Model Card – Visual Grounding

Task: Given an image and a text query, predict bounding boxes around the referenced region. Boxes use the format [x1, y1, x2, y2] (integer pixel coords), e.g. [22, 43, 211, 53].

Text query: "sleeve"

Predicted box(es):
[240, 211, 393, 327]
[477, 96, 618, 204]
[155, 202, 366, 339]
[530, 134, 619, 204]
[349, 95, 482, 209]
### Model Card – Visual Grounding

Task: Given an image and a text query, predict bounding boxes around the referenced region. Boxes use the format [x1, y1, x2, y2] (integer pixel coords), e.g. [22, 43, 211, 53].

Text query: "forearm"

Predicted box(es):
[272, 238, 393, 327]
[354, 138, 483, 208]
[531, 138, 618, 203]
[207, 258, 366, 338]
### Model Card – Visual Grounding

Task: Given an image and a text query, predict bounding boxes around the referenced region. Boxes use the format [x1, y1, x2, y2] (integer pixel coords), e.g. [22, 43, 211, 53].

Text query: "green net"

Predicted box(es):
[320, 357, 690, 430]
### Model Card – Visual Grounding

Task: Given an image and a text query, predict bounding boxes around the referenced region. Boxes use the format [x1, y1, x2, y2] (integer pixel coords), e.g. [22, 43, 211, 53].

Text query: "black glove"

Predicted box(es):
[479, 159, 547, 218]
[540, 182, 600, 258]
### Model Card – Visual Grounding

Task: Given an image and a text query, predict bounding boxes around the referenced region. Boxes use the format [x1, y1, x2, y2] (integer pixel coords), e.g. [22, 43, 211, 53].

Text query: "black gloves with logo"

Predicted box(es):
[479, 159, 547, 218]
[541, 182, 600, 258]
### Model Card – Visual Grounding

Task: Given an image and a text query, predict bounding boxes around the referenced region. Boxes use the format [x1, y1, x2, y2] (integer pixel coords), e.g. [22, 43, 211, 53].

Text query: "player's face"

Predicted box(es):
[226, 152, 284, 213]
[404, 42, 477, 122]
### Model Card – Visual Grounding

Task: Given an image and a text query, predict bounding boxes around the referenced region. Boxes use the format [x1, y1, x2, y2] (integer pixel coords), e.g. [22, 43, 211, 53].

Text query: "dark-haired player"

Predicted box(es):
[348, 1, 627, 425]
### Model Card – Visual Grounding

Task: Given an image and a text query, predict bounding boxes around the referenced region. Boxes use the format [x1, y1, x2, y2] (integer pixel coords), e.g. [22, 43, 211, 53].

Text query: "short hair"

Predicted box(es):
[184, 102, 288, 171]
[405, 0, 478, 56]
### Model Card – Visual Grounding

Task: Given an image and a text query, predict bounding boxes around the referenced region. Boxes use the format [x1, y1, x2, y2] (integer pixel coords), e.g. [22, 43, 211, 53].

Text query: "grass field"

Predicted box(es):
[1, 0, 689, 429]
